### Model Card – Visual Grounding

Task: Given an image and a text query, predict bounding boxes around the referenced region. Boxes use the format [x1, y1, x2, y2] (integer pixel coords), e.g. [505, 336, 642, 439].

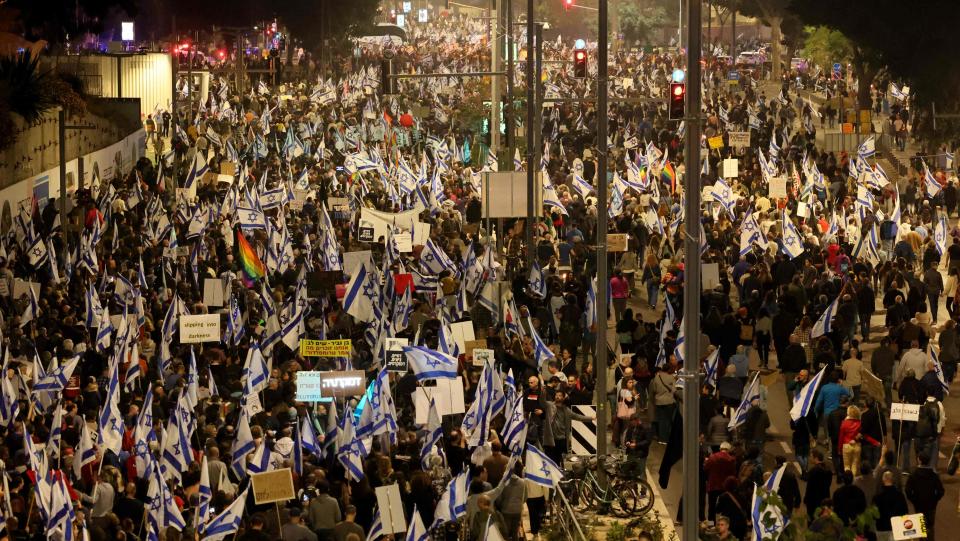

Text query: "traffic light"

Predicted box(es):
[564, 0, 574, 10]
[380, 58, 396, 95]
[669, 82, 685, 120]
[573, 48, 587, 78]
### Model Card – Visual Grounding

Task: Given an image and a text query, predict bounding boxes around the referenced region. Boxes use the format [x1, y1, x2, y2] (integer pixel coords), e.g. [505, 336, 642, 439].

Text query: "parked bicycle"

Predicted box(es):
[560, 453, 654, 517]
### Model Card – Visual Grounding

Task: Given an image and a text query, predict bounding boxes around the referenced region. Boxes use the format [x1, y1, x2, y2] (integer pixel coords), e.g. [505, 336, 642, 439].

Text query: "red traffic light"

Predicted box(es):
[575, 50, 585, 61]
[564, 0, 574, 10]
[669, 82, 685, 120]
[673, 84, 684, 96]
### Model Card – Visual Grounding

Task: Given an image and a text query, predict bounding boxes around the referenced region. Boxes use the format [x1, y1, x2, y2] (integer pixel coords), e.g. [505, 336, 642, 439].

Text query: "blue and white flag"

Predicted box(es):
[728, 373, 761, 429]
[935, 215, 948, 255]
[344, 259, 378, 323]
[420, 238, 457, 276]
[183, 151, 209, 191]
[420, 399, 444, 469]
[857, 136, 876, 159]
[530, 325, 555, 368]
[135, 387, 157, 477]
[501, 395, 527, 456]
[928, 345, 950, 396]
[230, 409, 256, 478]
[85, 283, 103, 328]
[300, 415, 322, 458]
[789, 366, 826, 421]
[73, 420, 97, 478]
[161, 401, 194, 481]
[147, 463, 186, 537]
[98, 357, 124, 454]
[202, 488, 249, 541]
[246, 441, 273, 475]
[528, 262, 547, 299]
[196, 455, 212, 533]
[811, 296, 839, 338]
[403, 346, 459, 381]
[366, 508, 384, 541]
[431, 471, 469, 528]
[524, 443, 564, 488]
[780, 209, 805, 259]
[19, 285, 39, 327]
[751, 484, 787, 541]
[32, 355, 79, 395]
[407, 507, 430, 541]
[764, 464, 787, 493]
[704, 347, 720, 388]
[336, 406, 368, 482]
[924, 166, 942, 197]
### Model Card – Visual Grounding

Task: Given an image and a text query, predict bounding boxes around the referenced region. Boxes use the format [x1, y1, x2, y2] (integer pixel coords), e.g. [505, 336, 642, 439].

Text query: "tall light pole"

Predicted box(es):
[681, 0, 703, 539]
[525, 2, 536, 271]
[594, 0, 610, 487]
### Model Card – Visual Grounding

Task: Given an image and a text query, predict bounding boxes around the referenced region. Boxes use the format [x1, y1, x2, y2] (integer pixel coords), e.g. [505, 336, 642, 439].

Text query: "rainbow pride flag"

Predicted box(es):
[661, 161, 677, 193]
[236, 229, 266, 286]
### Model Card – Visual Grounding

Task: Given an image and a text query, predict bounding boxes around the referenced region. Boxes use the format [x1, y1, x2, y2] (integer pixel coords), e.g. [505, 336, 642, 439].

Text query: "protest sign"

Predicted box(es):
[179, 314, 221, 343]
[300, 339, 352, 357]
[251, 469, 296, 504]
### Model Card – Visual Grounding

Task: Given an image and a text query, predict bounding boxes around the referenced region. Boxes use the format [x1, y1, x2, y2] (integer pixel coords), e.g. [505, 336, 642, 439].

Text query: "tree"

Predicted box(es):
[736, 0, 802, 82]
[790, 0, 960, 146]
[800, 26, 853, 70]
[618, 3, 668, 47]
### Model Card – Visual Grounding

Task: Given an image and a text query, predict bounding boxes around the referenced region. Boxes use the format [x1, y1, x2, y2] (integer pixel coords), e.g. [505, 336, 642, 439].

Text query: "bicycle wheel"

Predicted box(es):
[633, 478, 655, 515]
[611, 483, 639, 518]
[575, 481, 596, 512]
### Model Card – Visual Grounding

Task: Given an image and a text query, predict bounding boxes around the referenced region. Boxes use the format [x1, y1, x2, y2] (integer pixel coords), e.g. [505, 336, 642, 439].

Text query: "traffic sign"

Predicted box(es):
[727, 70, 739, 81]
[832, 62, 842, 80]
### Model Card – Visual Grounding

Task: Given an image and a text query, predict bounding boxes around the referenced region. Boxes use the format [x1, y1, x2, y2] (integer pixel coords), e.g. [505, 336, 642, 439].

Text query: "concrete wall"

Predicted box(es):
[0, 98, 145, 217]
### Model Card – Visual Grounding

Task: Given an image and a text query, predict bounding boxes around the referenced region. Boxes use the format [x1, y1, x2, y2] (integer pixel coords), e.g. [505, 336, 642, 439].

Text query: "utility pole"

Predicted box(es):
[525, 0, 535, 270]
[171, 15, 177, 147]
[731, 0, 737, 61]
[490, 0, 501, 154]
[595, 0, 609, 487]
[681, 0, 703, 539]
[505, 0, 515, 168]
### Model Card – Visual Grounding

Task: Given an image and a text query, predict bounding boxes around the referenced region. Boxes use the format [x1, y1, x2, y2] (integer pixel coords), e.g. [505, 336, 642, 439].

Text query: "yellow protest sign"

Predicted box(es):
[300, 339, 352, 357]
[708, 136, 725, 149]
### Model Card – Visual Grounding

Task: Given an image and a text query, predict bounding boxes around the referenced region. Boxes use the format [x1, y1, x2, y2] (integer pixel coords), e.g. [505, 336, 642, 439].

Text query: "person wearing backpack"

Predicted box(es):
[913, 395, 946, 470]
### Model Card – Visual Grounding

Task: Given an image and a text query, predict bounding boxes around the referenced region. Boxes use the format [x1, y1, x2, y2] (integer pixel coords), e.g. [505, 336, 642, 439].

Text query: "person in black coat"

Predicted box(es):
[714, 477, 748, 541]
[905, 452, 945, 541]
[804, 450, 834, 517]
[832, 470, 867, 525]
[873, 470, 909, 538]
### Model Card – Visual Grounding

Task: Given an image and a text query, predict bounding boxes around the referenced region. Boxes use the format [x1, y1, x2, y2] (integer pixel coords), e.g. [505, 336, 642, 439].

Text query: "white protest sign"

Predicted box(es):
[768, 177, 788, 199]
[12, 279, 39, 299]
[394, 233, 413, 253]
[343, 251, 372, 275]
[472, 348, 494, 367]
[890, 402, 921, 421]
[203, 278, 226, 307]
[413, 222, 431, 245]
[449, 321, 476, 353]
[728, 131, 751, 148]
[890, 514, 926, 540]
[413, 379, 466, 423]
[722, 158, 739, 178]
[375, 484, 407, 534]
[295, 371, 324, 402]
[701, 263, 720, 290]
[797, 201, 811, 218]
[179, 314, 221, 343]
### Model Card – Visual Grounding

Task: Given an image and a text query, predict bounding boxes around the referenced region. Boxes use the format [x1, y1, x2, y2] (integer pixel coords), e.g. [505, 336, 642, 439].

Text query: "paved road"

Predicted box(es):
[626, 292, 960, 540]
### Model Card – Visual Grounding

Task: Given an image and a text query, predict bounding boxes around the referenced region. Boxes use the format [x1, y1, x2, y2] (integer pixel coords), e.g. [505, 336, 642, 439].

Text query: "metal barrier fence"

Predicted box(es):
[550, 483, 590, 541]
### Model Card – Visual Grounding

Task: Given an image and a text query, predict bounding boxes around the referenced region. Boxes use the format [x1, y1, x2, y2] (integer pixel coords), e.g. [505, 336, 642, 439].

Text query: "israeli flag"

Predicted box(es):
[420, 238, 457, 276]
[524, 443, 564, 488]
[202, 488, 249, 541]
[528, 262, 547, 299]
[764, 464, 787, 493]
[751, 484, 787, 541]
[924, 166, 942, 197]
[811, 296, 839, 338]
[857, 136, 876, 159]
[26, 235, 48, 268]
[236, 206, 267, 230]
[230, 409, 256, 478]
[571, 173, 594, 198]
[431, 471, 469, 528]
[403, 346, 459, 381]
[728, 373, 761, 429]
[501, 395, 527, 456]
[530, 324, 556, 368]
[928, 345, 950, 396]
[704, 347, 720, 388]
[789, 366, 826, 421]
[542, 176, 568, 215]
[780, 209, 806, 259]
[420, 399, 444, 469]
[935, 214, 948, 255]
[407, 507, 430, 541]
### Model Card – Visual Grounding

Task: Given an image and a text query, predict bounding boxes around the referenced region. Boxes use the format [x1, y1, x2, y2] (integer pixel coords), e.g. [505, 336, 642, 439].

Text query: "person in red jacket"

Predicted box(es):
[704, 441, 737, 521]
[838, 405, 878, 475]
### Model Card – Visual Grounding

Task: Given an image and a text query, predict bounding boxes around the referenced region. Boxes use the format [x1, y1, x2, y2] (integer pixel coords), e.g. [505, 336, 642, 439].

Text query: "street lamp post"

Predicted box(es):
[681, 1, 703, 539]
[525, 0, 536, 271]
[595, 0, 610, 487]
